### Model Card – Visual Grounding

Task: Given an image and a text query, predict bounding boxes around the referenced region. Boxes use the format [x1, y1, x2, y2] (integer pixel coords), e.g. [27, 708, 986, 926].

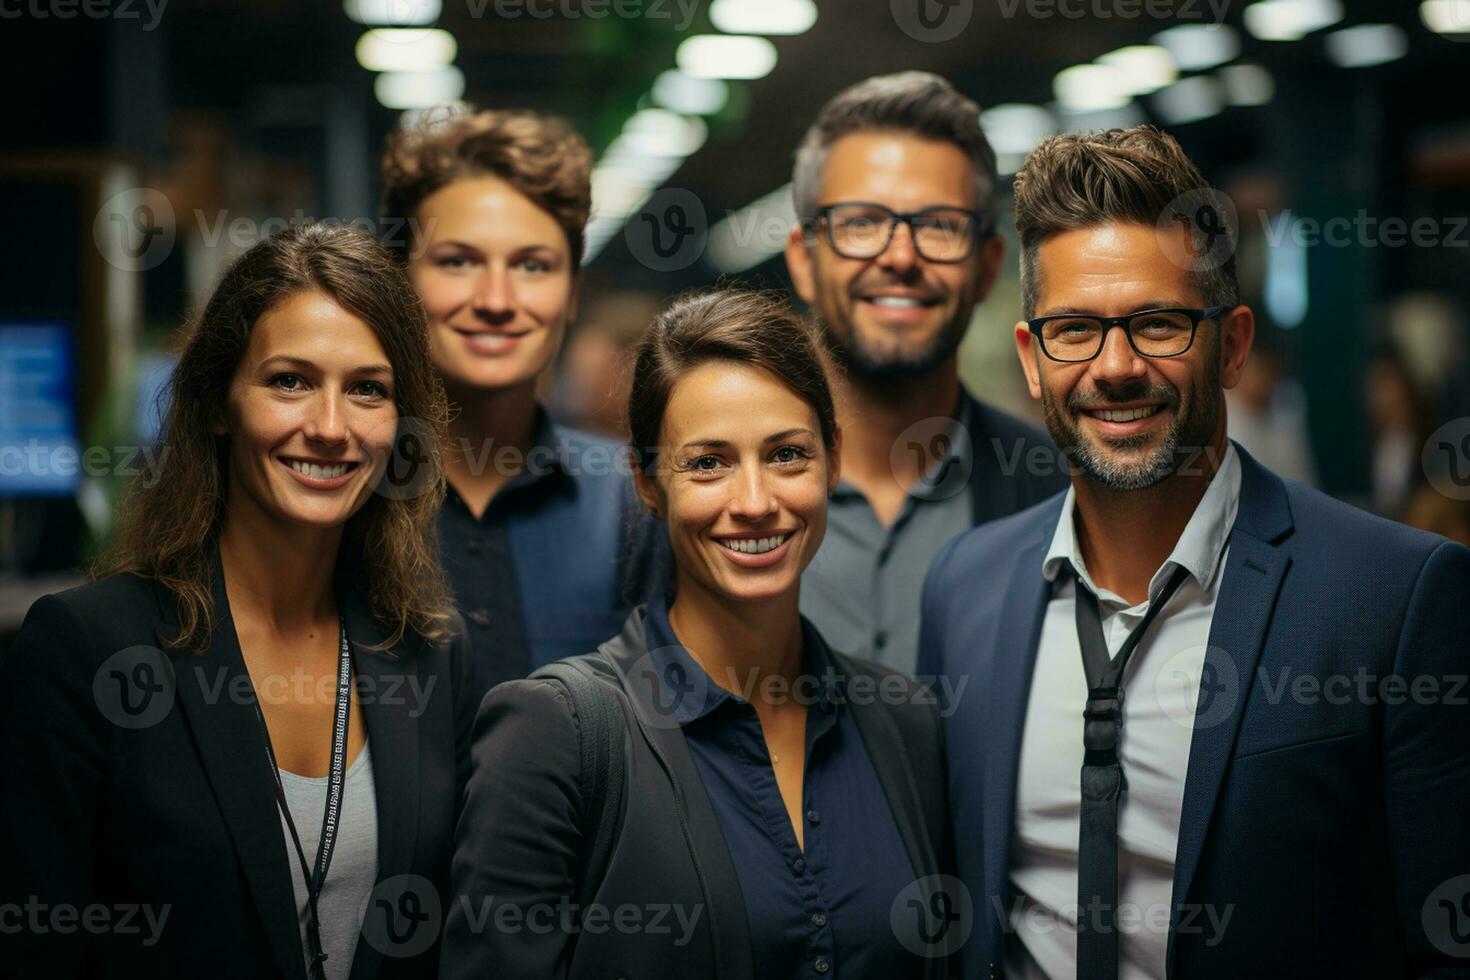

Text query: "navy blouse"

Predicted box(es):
[644, 593, 926, 979]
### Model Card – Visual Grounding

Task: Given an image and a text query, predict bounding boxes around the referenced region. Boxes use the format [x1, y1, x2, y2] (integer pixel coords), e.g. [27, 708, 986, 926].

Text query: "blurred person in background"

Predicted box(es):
[551, 289, 661, 438]
[785, 71, 1067, 676]
[445, 289, 954, 979]
[1224, 327, 1318, 485]
[381, 108, 665, 696]
[1366, 344, 1432, 518]
[1404, 484, 1470, 547]
[0, 225, 474, 978]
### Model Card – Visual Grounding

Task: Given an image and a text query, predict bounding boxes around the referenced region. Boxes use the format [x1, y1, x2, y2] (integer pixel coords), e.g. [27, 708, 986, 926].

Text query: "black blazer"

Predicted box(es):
[0, 560, 476, 979]
[443, 606, 955, 980]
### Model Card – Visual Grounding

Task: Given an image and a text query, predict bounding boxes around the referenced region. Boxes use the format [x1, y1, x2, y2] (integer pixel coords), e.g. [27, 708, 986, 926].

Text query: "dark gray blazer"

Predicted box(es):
[0, 557, 476, 980]
[443, 606, 955, 980]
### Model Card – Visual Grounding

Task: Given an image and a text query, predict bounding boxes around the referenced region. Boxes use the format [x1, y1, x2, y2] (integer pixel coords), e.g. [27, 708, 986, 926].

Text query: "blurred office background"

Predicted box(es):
[4, 0, 1470, 635]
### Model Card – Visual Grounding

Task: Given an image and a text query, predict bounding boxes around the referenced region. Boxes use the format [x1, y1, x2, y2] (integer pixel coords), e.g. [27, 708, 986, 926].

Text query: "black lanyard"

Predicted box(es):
[255, 620, 353, 980]
[1072, 564, 1190, 980]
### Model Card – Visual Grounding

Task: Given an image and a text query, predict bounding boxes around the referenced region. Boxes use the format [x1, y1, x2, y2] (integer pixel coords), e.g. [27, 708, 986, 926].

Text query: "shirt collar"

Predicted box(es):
[642, 591, 840, 726]
[445, 404, 574, 513]
[831, 394, 975, 503]
[1042, 443, 1242, 602]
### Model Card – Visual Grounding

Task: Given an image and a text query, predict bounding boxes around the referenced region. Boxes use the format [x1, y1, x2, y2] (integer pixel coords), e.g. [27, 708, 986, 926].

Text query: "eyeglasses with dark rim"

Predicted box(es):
[1026, 306, 1231, 362]
[813, 201, 991, 263]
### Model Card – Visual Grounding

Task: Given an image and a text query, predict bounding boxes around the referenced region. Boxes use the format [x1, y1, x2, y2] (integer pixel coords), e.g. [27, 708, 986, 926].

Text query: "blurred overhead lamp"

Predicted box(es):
[355, 29, 457, 72]
[344, 0, 440, 25]
[1150, 24, 1240, 70]
[1217, 64, 1274, 105]
[1053, 64, 1131, 111]
[1150, 76, 1225, 124]
[1243, 0, 1343, 41]
[982, 103, 1057, 176]
[1324, 24, 1408, 67]
[618, 109, 709, 158]
[676, 35, 779, 80]
[709, 0, 818, 35]
[374, 66, 465, 109]
[1419, 0, 1470, 35]
[1097, 45, 1179, 95]
[652, 69, 730, 115]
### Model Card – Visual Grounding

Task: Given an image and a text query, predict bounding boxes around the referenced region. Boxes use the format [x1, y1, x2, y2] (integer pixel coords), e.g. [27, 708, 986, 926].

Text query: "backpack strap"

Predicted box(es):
[530, 657, 628, 906]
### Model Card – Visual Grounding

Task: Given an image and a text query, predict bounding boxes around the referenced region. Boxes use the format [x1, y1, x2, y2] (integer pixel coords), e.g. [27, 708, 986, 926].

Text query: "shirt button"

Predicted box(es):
[814, 956, 830, 973]
[792, 857, 806, 875]
[874, 630, 888, 650]
[807, 809, 820, 824]
[467, 538, 483, 555]
[467, 609, 491, 627]
[811, 911, 827, 928]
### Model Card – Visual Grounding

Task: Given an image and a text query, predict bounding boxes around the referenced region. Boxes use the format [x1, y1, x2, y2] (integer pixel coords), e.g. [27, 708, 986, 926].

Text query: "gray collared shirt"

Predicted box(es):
[800, 403, 977, 675]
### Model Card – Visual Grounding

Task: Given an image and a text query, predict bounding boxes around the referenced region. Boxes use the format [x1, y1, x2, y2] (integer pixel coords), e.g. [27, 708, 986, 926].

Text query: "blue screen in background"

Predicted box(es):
[0, 323, 80, 497]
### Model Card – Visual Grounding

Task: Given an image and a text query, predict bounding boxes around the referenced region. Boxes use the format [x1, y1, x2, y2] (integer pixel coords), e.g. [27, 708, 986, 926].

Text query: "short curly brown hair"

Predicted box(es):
[380, 107, 594, 264]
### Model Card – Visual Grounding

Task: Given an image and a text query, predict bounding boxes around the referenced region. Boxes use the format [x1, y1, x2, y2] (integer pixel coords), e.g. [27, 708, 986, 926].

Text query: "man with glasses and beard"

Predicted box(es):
[785, 72, 1067, 676]
[918, 126, 1470, 979]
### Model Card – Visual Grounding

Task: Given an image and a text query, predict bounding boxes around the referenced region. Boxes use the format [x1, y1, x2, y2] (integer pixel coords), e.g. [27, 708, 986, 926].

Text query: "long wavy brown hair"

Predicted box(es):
[95, 223, 455, 652]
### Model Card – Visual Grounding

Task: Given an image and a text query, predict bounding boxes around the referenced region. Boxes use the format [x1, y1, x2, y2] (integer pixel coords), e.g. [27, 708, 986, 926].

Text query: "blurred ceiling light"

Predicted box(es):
[1324, 23, 1408, 67]
[1151, 24, 1240, 70]
[1097, 45, 1179, 95]
[355, 29, 456, 72]
[709, 0, 817, 35]
[652, 69, 730, 115]
[1243, 0, 1343, 41]
[619, 109, 709, 157]
[374, 66, 465, 109]
[344, 0, 440, 25]
[1421, 0, 1470, 34]
[676, 35, 779, 80]
[980, 103, 1056, 156]
[1054, 102, 1147, 134]
[708, 183, 797, 272]
[1053, 64, 1131, 111]
[1217, 63, 1275, 105]
[1150, 75, 1225, 124]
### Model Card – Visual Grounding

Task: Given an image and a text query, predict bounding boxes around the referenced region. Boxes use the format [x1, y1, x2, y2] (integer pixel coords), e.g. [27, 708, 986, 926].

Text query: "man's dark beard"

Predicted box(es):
[1041, 350, 1221, 492]
[817, 300, 969, 385]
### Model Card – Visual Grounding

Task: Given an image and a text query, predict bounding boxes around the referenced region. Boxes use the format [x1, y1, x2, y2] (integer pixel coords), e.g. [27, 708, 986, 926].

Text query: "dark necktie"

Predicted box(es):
[1073, 563, 1191, 980]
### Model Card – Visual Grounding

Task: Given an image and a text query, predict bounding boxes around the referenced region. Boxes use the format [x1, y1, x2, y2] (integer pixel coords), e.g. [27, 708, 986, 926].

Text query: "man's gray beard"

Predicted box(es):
[1043, 373, 1219, 492]
[819, 308, 967, 386]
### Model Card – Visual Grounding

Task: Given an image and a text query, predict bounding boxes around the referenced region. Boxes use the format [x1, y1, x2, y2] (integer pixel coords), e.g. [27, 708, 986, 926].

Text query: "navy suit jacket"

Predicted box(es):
[917, 445, 1470, 979]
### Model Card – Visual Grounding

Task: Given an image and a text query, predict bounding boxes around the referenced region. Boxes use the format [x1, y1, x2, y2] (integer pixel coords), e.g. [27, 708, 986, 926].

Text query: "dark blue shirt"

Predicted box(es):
[644, 593, 925, 979]
[437, 408, 668, 698]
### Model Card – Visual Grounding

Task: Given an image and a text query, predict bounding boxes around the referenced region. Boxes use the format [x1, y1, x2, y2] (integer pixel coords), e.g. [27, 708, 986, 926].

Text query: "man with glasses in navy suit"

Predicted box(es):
[918, 125, 1470, 979]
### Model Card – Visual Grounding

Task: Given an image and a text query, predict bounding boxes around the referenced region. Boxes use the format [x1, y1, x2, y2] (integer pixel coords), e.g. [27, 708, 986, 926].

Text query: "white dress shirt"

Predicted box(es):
[1004, 445, 1242, 980]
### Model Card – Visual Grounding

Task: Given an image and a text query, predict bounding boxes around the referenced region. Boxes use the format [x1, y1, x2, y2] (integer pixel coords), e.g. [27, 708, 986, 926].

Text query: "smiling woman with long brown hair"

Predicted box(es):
[0, 223, 476, 979]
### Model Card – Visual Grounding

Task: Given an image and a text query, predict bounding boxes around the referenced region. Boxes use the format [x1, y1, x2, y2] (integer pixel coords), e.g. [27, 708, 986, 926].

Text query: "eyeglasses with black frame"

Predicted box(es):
[1026, 306, 1231, 363]
[814, 201, 990, 263]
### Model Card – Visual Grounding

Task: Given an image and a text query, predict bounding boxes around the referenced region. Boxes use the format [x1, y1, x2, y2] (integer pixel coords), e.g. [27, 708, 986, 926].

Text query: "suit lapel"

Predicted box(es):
[157, 568, 308, 980]
[980, 507, 1059, 942]
[1166, 447, 1293, 972]
[339, 578, 420, 980]
[600, 612, 755, 980]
